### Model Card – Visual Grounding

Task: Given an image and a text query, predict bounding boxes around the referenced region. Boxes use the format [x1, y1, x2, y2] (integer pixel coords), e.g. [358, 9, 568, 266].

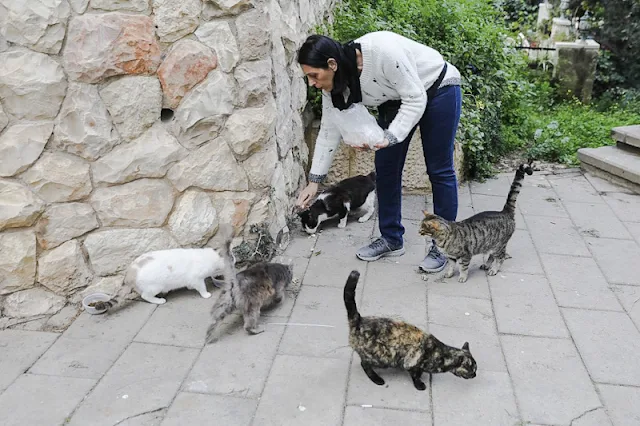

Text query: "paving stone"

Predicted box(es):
[489, 273, 568, 338]
[585, 172, 635, 194]
[548, 174, 605, 204]
[602, 192, 640, 222]
[379, 243, 426, 266]
[253, 354, 349, 426]
[0, 330, 58, 392]
[401, 195, 427, 220]
[432, 371, 519, 426]
[362, 262, 427, 327]
[564, 202, 633, 239]
[526, 216, 590, 257]
[585, 237, 640, 285]
[562, 308, 640, 386]
[597, 384, 640, 426]
[313, 233, 370, 260]
[501, 335, 601, 425]
[134, 289, 214, 348]
[625, 221, 640, 244]
[518, 186, 569, 218]
[303, 255, 365, 288]
[425, 257, 491, 300]
[64, 301, 156, 343]
[457, 203, 476, 221]
[611, 285, 640, 329]
[161, 392, 257, 426]
[183, 316, 283, 397]
[315, 215, 376, 239]
[571, 407, 612, 426]
[343, 406, 429, 425]
[282, 232, 317, 258]
[68, 343, 199, 426]
[278, 285, 351, 359]
[374, 218, 428, 246]
[470, 176, 511, 196]
[541, 254, 622, 311]
[30, 336, 128, 379]
[347, 355, 431, 411]
[470, 194, 526, 229]
[500, 229, 544, 275]
[0, 374, 95, 426]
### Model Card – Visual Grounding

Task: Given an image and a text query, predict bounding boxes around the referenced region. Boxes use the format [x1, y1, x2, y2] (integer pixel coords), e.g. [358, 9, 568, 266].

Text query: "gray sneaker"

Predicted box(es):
[419, 242, 447, 273]
[356, 237, 405, 262]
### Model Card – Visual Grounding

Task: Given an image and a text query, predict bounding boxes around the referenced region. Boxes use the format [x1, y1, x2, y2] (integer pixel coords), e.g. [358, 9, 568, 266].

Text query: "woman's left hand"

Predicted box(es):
[352, 138, 389, 152]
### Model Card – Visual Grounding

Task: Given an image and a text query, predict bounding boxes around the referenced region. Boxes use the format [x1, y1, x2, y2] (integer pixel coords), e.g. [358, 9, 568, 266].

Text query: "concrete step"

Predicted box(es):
[577, 144, 640, 193]
[612, 124, 640, 149]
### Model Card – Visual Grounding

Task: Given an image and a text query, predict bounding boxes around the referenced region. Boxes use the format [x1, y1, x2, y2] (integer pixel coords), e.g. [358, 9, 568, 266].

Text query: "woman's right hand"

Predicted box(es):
[296, 182, 319, 209]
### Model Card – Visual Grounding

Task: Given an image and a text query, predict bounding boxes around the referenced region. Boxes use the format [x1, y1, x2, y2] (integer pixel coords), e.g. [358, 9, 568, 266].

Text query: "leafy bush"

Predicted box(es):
[312, 0, 533, 178]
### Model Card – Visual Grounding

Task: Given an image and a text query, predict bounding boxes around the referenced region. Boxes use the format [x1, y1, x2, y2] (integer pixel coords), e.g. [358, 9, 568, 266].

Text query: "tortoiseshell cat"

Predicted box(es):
[344, 270, 477, 390]
[204, 224, 293, 344]
[420, 163, 534, 282]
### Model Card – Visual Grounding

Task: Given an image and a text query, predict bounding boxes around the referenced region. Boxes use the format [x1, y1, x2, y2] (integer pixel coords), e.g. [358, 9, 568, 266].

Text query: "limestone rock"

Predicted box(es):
[168, 189, 219, 246]
[63, 14, 161, 83]
[36, 203, 98, 250]
[100, 76, 162, 141]
[209, 191, 256, 236]
[92, 123, 187, 185]
[0, 230, 36, 295]
[172, 70, 235, 149]
[90, 179, 174, 227]
[3, 288, 66, 318]
[195, 21, 239, 73]
[0, 33, 7, 52]
[157, 40, 217, 109]
[234, 59, 272, 107]
[0, 103, 7, 132]
[236, 9, 270, 60]
[223, 100, 277, 158]
[167, 139, 249, 191]
[38, 240, 92, 296]
[21, 152, 92, 203]
[72, 275, 135, 304]
[68, 0, 88, 13]
[84, 228, 177, 276]
[0, 0, 71, 54]
[152, 0, 201, 43]
[52, 82, 120, 161]
[0, 122, 54, 177]
[245, 196, 270, 230]
[0, 50, 67, 121]
[241, 139, 278, 188]
[0, 179, 45, 231]
[269, 162, 288, 236]
[202, 0, 251, 18]
[91, 0, 149, 12]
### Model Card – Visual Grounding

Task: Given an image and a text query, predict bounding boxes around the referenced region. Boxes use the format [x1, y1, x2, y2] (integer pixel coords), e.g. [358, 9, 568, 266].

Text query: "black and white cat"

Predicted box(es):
[299, 171, 377, 234]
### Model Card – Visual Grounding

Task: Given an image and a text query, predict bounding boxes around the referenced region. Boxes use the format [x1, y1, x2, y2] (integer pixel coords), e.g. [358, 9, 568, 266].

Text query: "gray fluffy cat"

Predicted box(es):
[204, 224, 293, 344]
[419, 163, 533, 282]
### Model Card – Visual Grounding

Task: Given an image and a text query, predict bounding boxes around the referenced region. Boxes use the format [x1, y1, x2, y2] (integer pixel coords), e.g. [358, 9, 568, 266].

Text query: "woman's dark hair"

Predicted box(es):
[297, 34, 362, 110]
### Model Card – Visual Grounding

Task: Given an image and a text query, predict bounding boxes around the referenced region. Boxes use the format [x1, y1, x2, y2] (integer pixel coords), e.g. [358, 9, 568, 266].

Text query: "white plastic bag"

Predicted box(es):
[330, 103, 385, 148]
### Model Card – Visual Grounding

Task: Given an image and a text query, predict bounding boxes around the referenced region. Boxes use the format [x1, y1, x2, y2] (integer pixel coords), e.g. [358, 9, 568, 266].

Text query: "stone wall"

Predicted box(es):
[0, 0, 336, 321]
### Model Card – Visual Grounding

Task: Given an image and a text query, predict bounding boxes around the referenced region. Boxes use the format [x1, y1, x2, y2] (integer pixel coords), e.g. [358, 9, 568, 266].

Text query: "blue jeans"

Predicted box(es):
[375, 84, 462, 247]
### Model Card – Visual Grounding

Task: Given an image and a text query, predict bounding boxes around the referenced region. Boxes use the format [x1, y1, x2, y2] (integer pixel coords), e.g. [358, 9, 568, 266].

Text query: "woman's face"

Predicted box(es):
[301, 60, 336, 92]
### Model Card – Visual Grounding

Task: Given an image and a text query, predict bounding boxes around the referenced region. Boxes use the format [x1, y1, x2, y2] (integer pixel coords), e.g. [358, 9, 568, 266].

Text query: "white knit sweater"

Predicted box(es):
[309, 31, 461, 182]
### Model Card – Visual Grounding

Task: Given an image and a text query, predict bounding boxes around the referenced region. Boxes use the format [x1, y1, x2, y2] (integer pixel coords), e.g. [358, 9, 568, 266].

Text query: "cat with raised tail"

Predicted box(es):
[419, 162, 534, 282]
[88, 246, 227, 311]
[204, 224, 293, 344]
[344, 270, 477, 390]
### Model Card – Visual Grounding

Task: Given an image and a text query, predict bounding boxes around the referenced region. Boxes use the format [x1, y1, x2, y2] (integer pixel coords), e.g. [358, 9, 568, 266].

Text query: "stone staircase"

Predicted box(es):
[578, 125, 640, 194]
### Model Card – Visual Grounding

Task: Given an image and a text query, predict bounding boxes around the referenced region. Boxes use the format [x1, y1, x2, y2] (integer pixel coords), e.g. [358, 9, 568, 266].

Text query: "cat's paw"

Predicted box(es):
[246, 326, 265, 335]
[444, 270, 455, 279]
[457, 275, 468, 283]
[338, 221, 347, 228]
[154, 298, 167, 304]
[413, 380, 427, 391]
[479, 263, 489, 270]
[487, 269, 499, 276]
[200, 291, 212, 299]
[358, 215, 371, 223]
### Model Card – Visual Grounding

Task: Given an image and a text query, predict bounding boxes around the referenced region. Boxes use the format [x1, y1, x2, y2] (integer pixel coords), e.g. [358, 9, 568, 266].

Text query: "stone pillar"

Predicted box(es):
[551, 17, 572, 41]
[554, 39, 601, 103]
[537, 2, 552, 30]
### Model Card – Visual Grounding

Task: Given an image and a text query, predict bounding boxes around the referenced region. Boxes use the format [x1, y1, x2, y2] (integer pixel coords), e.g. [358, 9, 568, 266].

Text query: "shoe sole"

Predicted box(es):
[356, 247, 406, 262]
[418, 260, 447, 273]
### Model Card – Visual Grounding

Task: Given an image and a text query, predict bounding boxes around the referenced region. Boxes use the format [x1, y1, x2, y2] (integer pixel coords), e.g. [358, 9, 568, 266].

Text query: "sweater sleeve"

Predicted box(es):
[380, 48, 428, 144]
[308, 92, 342, 182]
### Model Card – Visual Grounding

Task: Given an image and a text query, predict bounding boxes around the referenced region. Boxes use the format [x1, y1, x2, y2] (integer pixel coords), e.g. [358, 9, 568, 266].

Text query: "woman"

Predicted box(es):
[296, 31, 462, 273]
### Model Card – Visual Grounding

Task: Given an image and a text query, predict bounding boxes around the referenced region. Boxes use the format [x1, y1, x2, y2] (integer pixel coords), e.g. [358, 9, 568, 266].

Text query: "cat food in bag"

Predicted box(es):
[331, 103, 385, 148]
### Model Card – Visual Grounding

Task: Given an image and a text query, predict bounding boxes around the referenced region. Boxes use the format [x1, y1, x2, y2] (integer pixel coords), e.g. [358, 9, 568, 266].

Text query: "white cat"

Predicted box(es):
[91, 247, 229, 310]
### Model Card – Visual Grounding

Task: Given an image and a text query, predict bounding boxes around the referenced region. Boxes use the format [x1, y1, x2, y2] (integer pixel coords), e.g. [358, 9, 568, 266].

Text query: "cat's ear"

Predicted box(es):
[462, 342, 470, 351]
[422, 210, 430, 217]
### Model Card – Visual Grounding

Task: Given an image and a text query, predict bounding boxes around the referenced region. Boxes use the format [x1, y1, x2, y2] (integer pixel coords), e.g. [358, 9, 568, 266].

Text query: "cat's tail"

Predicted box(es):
[343, 270, 362, 325]
[87, 269, 135, 312]
[218, 223, 238, 291]
[503, 162, 534, 214]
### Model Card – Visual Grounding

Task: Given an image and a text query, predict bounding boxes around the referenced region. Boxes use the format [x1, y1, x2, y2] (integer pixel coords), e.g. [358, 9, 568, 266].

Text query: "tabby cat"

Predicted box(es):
[419, 163, 533, 282]
[344, 270, 477, 390]
[204, 224, 293, 344]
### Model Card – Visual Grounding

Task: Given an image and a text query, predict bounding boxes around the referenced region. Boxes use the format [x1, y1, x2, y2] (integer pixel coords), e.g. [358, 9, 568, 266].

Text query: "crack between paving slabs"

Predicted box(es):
[568, 406, 604, 426]
[112, 407, 167, 426]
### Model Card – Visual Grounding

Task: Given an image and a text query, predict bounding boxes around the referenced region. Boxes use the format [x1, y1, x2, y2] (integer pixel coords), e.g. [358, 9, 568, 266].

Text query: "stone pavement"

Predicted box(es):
[1, 169, 640, 426]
